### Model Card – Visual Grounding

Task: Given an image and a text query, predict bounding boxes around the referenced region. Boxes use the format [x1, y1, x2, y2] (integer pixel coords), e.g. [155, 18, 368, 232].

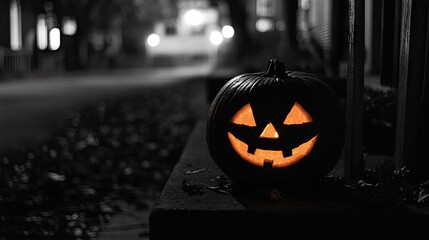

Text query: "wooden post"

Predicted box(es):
[345, 0, 364, 183]
[395, 0, 429, 177]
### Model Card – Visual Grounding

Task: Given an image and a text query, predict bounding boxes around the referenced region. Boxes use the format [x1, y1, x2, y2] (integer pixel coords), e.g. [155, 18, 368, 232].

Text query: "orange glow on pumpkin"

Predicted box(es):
[228, 102, 318, 168]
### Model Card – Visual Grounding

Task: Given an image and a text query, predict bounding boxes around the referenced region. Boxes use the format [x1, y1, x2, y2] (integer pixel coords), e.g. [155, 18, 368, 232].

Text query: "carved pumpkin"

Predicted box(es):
[206, 60, 345, 184]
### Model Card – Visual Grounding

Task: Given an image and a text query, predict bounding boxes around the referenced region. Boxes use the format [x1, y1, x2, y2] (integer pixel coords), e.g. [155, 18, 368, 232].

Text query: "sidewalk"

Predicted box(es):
[0, 64, 212, 149]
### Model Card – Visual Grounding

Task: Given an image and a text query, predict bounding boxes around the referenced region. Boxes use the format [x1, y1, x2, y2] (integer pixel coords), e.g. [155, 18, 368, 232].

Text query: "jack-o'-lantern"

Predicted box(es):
[206, 60, 345, 184]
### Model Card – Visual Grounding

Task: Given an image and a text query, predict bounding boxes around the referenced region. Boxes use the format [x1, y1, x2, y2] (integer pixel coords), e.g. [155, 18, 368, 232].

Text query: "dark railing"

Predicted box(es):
[346, 0, 429, 182]
[0, 48, 31, 74]
[0, 48, 64, 78]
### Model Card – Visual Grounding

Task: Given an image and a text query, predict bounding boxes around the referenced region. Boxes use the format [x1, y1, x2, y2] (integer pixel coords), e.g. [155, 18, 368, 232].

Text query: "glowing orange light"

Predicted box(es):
[259, 123, 278, 139]
[228, 102, 317, 168]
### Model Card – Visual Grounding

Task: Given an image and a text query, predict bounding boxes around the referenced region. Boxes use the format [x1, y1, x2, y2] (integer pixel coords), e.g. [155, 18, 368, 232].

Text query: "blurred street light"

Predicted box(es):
[10, 0, 22, 51]
[147, 33, 160, 68]
[49, 28, 60, 50]
[255, 18, 274, 32]
[221, 25, 234, 39]
[209, 31, 223, 46]
[147, 33, 160, 47]
[37, 14, 48, 50]
[62, 17, 77, 36]
[183, 9, 205, 26]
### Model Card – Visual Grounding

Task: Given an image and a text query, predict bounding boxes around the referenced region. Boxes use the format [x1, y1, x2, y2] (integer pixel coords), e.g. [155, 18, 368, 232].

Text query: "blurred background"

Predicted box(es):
[0, 0, 351, 76]
[0, 0, 398, 239]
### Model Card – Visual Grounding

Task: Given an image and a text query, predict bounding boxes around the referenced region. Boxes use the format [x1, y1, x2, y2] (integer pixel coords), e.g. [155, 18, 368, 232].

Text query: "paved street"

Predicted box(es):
[0, 64, 212, 149]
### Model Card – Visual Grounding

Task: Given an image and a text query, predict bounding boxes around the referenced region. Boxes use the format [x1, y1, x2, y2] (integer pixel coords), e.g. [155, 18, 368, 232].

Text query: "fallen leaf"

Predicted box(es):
[185, 168, 206, 174]
[181, 179, 204, 195]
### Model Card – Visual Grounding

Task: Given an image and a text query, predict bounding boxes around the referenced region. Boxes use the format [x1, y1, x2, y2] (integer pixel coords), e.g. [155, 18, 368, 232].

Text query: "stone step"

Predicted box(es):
[149, 121, 429, 239]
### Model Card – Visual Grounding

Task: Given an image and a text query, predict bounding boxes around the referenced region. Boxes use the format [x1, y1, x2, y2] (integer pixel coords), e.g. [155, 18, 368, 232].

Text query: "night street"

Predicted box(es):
[0, 64, 212, 149]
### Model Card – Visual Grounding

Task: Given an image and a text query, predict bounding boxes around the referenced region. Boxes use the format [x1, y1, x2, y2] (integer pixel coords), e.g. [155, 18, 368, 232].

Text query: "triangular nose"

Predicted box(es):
[259, 122, 279, 139]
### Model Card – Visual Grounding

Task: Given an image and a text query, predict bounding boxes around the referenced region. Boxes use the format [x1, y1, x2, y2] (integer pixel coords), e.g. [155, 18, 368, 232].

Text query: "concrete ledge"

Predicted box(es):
[149, 121, 428, 239]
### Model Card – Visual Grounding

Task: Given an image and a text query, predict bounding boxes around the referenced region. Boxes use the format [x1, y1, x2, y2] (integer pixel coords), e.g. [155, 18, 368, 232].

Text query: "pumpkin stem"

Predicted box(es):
[263, 59, 287, 78]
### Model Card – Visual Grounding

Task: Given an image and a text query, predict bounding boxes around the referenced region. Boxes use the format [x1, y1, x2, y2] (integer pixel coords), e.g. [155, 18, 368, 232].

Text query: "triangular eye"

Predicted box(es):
[284, 102, 313, 124]
[231, 103, 257, 126]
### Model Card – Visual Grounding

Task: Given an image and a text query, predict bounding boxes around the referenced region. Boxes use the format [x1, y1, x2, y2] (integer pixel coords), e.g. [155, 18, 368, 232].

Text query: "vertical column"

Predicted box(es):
[395, 0, 429, 179]
[345, 0, 364, 183]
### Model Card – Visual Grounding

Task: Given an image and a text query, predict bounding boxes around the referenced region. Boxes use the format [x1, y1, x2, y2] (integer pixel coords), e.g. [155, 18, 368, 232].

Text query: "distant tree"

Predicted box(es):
[207, 0, 253, 64]
[221, 0, 301, 70]
[43, 0, 177, 69]
[223, 0, 252, 62]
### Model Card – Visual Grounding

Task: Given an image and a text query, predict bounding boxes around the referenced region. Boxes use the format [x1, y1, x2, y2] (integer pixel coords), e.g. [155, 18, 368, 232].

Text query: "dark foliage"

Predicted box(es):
[363, 87, 397, 155]
[0, 83, 202, 239]
[350, 160, 429, 207]
[223, 161, 429, 209]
